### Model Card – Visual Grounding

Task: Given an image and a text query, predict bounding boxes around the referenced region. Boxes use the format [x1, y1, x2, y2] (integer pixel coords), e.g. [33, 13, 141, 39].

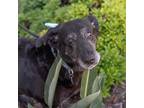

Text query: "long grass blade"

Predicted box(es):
[80, 69, 90, 98]
[48, 57, 62, 108]
[44, 55, 62, 107]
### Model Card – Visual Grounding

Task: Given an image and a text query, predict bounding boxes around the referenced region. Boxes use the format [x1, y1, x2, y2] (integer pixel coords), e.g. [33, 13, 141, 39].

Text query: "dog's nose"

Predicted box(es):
[84, 52, 100, 65]
[84, 58, 96, 65]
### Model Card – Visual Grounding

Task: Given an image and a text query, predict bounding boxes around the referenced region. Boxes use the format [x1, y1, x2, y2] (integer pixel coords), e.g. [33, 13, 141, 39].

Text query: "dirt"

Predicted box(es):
[104, 82, 126, 108]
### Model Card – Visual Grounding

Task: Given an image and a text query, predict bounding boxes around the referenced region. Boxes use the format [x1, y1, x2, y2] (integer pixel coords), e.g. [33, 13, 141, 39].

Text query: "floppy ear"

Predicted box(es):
[35, 25, 61, 48]
[43, 26, 60, 48]
[86, 15, 99, 36]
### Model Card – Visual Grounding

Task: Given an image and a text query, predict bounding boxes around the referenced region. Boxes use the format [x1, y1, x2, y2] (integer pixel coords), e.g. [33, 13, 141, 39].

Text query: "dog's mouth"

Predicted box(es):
[77, 52, 100, 70]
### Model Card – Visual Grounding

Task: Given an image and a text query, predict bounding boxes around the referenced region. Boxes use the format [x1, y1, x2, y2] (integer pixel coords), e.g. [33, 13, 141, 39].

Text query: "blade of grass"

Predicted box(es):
[44, 55, 62, 107]
[48, 57, 62, 108]
[80, 69, 90, 98]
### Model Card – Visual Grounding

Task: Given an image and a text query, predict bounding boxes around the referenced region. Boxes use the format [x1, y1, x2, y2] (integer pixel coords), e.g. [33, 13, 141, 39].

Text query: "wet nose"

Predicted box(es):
[84, 51, 100, 65]
[84, 58, 96, 65]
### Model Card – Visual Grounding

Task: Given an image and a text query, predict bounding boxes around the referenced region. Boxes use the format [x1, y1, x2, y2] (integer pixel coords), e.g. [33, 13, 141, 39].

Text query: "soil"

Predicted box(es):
[104, 82, 126, 108]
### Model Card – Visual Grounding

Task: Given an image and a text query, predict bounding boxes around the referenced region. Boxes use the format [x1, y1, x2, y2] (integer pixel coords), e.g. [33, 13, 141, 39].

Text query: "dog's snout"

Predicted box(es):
[87, 48, 94, 55]
[84, 57, 96, 65]
[83, 51, 100, 66]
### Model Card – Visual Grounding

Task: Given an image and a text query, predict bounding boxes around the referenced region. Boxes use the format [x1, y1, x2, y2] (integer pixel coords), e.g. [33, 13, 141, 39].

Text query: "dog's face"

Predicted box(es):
[43, 15, 100, 71]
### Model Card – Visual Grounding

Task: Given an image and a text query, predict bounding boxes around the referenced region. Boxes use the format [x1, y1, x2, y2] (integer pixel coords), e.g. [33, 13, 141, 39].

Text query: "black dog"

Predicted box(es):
[18, 15, 100, 108]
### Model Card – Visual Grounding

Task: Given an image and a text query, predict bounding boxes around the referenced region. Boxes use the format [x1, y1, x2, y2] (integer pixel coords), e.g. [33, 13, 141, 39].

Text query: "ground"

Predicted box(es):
[104, 82, 126, 108]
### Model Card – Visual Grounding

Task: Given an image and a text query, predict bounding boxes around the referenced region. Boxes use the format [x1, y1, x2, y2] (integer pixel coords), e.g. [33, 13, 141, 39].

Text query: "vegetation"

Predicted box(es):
[19, 0, 126, 97]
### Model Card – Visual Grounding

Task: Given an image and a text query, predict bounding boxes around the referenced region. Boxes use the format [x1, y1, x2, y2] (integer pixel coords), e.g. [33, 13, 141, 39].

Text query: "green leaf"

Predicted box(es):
[90, 73, 105, 108]
[69, 90, 100, 108]
[27, 103, 33, 108]
[80, 69, 90, 98]
[48, 57, 62, 108]
[87, 67, 98, 96]
[44, 55, 62, 108]
[92, 73, 104, 93]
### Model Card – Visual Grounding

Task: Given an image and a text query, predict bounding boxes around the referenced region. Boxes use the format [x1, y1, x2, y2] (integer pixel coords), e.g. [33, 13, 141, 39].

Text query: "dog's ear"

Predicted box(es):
[86, 15, 99, 36]
[43, 26, 61, 48]
[35, 26, 61, 49]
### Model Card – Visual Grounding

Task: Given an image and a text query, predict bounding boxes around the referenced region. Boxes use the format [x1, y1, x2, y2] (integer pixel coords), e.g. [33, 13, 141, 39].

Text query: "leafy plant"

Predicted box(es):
[27, 103, 33, 108]
[70, 90, 100, 108]
[91, 0, 126, 97]
[80, 69, 90, 98]
[79, 67, 105, 108]
[44, 55, 62, 108]
[90, 73, 105, 108]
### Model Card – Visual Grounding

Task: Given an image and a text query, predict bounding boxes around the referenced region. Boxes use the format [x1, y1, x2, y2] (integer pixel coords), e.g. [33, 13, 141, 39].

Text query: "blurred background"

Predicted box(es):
[18, 0, 126, 98]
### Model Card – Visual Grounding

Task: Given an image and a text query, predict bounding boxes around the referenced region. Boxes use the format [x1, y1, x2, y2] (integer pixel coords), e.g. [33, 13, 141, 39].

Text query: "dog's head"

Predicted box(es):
[39, 15, 100, 72]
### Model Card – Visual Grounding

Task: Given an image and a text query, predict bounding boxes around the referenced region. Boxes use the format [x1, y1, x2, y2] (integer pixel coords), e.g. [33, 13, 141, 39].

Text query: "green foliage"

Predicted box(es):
[90, 72, 105, 108]
[80, 69, 90, 98]
[27, 103, 33, 108]
[70, 91, 100, 108]
[80, 68, 105, 108]
[19, 0, 126, 97]
[91, 0, 126, 97]
[44, 55, 62, 108]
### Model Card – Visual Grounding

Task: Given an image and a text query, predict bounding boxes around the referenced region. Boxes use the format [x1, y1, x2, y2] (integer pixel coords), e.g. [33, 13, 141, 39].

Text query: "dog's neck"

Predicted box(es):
[33, 42, 84, 87]
[50, 47, 75, 85]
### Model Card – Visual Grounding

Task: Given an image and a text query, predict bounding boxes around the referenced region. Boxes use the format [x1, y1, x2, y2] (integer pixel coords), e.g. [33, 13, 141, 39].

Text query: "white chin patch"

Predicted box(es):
[88, 64, 97, 69]
[78, 59, 89, 70]
[78, 52, 101, 70]
[95, 51, 101, 65]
